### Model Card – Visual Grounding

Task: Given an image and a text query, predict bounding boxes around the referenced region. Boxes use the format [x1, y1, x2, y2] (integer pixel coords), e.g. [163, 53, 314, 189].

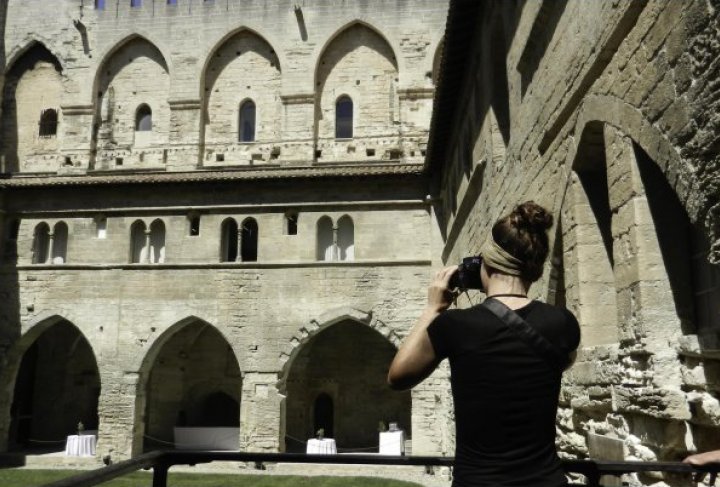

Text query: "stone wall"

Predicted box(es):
[429, 0, 720, 481]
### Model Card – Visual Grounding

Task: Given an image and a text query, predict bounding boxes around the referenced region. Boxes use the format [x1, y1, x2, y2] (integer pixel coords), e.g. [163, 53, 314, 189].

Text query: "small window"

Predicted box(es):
[96, 217, 107, 239]
[239, 100, 256, 142]
[337, 215, 354, 261]
[149, 219, 165, 264]
[167, 0, 177, 4]
[241, 218, 258, 262]
[52, 222, 68, 264]
[130, 220, 147, 263]
[285, 212, 298, 236]
[32, 223, 51, 264]
[316, 216, 334, 261]
[38, 109, 58, 137]
[131, 0, 142, 7]
[135, 104, 152, 131]
[189, 215, 200, 236]
[95, 0, 106, 9]
[220, 218, 238, 262]
[335, 96, 353, 139]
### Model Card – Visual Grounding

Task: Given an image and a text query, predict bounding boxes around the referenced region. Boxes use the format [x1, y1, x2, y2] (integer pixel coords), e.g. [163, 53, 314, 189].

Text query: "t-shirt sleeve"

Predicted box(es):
[426, 311, 456, 360]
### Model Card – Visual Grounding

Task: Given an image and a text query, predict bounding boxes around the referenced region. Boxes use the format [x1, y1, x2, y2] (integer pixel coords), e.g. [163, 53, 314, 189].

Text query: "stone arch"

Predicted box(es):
[279, 307, 408, 452]
[278, 307, 400, 381]
[92, 34, 171, 169]
[311, 20, 400, 85]
[0, 315, 100, 452]
[201, 27, 282, 158]
[314, 20, 399, 154]
[1, 41, 64, 173]
[134, 316, 241, 453]
[4, 38, 65, 76]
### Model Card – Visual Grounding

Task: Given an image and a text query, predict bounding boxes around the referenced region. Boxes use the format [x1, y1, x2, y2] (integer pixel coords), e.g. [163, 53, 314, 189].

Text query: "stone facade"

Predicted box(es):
[429, 0, 720, 484]
[0, 0, 449, 463]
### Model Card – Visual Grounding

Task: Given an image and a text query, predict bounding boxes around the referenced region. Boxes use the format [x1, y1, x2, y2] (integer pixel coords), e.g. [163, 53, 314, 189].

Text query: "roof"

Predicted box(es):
[0, 163, 424, 189]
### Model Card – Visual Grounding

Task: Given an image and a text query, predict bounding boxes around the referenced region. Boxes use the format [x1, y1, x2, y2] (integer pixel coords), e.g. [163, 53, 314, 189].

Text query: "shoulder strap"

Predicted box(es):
[482, 298, 568, 371]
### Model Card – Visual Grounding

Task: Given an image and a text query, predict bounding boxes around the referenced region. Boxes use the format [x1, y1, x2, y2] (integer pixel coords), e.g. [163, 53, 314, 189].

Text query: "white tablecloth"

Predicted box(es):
[306, 438, 337, 454]
[173, 427, 239, 450]
[65, 434, 96, 457]
[379, 430, 405, 456]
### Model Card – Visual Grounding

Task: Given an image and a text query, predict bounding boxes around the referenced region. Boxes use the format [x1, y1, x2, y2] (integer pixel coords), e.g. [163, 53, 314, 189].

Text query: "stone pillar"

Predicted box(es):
[167, 99, 202, 171]
[143, 230, 151, 264]
[240, 372, 283, 452]
[59, 104, 95, 173]
[97, 371, 147, 460]
[279, 93, 315, 164]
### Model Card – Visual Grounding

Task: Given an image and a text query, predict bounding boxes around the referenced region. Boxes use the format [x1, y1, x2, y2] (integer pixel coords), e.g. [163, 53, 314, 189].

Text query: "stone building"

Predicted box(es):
[429, 0, 720, 479]
[0, 0, 450, 461]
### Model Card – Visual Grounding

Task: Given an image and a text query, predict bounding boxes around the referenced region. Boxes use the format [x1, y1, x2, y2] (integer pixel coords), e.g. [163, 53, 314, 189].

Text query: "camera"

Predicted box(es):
[448, 256, 484, 291]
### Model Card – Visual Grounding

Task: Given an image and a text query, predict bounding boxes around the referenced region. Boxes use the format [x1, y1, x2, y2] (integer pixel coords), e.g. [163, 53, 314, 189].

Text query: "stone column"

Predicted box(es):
[46, 232, 55, 265]
[96, 371, 145, 460]
[143, 229, 151, 264]
[240, 372, 283, 452]
[167, 99, 202, 171]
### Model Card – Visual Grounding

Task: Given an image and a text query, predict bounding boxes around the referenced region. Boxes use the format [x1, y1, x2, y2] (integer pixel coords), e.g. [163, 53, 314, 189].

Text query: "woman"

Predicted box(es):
[388, 201, 580, 487]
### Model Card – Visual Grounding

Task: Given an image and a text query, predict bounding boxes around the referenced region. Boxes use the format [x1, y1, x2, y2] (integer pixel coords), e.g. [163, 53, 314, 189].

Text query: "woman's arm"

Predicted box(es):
[387, 266, 457, 390]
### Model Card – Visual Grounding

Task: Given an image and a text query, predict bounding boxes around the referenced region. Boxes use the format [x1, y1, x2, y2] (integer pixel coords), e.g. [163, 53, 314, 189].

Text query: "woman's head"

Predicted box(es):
[488, 201, 553, 282]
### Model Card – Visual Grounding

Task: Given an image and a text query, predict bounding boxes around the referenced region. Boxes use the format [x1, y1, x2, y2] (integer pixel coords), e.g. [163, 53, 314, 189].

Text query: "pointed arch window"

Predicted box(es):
[52, 222, 68, 264]
[135, 104, 152, 131]
[241, 218, 258, 262]
[38, 109, 58, 137]
[32, 223, 51, 264]
[220, 218, 238, 262]
[316, 216, 334, 261]
[130, 220, 147, 263]
[335, 96, 353, 139]
[149, 220, 165, 264]
[337, 215, 354, 261]
[239, 100, 256, 142]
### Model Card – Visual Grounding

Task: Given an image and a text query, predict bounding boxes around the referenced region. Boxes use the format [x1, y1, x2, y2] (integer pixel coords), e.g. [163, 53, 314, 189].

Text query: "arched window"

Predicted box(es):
[38, 109, 58, 137]
[337, 215, 354, 261]
[316, 216, 334, 261]
[52, 222, 68, 264]
[220, 218, 238, 262]
[241, 218, 258, 262]
[32, 223, 50, 264]
[239, 100, 256, 142]
[135, 104, 152, 131]
[149, 220, 165, 264]
[335, 96, 353, 139]
[130, 220, 147, 263]
[285, 211, 298, 236]
[313, 393, 334, 438]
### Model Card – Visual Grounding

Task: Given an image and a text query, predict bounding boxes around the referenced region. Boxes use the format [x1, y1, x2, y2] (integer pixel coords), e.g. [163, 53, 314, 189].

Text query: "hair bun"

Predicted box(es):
[512, 201, 553, 232]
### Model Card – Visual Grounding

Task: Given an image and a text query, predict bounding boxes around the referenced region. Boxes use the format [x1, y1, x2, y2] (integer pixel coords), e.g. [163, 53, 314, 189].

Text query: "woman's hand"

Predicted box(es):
[427, 266, 458, 312]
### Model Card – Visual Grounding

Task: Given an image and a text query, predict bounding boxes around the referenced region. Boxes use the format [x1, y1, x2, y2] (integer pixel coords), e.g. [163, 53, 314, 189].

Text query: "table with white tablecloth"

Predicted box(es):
[379, 430, 405, 456]
[65, 434, 97, 457]
[173, 427, 239, 450]
[306, 438, 337, 454]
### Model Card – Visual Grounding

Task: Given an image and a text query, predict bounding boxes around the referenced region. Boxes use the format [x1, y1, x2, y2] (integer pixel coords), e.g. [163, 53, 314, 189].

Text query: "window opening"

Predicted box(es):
[32, 223, 50, 264]
[95, 0, 106, 9]
[337, 215, 354, 261]
[130, 221, 147, 263]
[189, 215, 201, 236]
[135, 104, 152, 131]
[38, 109, 58, 137]
[241, 218, 258, 262]
[52, 222, 68, 264]
[316, 216, 334, 261]
[96, 217, 107, 239]
[335, 96, 353, 139]
[131, 0, 142, 7]
[220, 219, 238, 262]
[239, 100, 256, 142]
[149, 220, 165, 264]
[167, 0, 177, 4]
[285, 212, 298, 236]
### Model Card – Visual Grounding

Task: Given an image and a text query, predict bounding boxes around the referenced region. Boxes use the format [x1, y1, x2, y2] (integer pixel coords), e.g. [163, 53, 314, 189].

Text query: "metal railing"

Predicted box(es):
[1, 450, 716, 487]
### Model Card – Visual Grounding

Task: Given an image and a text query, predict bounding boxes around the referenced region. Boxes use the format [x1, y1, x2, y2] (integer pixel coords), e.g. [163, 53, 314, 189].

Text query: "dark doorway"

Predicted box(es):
[313, 393, 334, 438]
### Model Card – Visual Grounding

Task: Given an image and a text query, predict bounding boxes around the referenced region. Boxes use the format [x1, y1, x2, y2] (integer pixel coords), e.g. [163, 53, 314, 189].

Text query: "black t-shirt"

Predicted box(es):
[427, 300, 580, 487]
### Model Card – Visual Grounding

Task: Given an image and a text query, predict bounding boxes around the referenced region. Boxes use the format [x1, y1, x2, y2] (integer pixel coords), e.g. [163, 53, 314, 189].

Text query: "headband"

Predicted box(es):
[480, 238, 523, 276]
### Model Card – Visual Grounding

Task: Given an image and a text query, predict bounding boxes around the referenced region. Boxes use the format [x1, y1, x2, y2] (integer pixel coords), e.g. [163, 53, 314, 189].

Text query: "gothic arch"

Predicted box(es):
[200, 26, 283, 96]
[311, 20, 400, 85]
[278, 307, 401, 384]
[4, 39, 64, 76]
[91, 33, 172, 100]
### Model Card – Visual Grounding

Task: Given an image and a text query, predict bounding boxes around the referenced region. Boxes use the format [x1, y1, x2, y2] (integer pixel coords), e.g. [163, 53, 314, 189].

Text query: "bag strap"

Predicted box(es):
[482, 298, 568, 371]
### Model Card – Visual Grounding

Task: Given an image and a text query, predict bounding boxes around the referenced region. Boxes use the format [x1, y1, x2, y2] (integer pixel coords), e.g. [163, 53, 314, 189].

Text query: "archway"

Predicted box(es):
[284, 319, 410, 452]
[141, 320, 241, 451]
[8, 319, 100, 452]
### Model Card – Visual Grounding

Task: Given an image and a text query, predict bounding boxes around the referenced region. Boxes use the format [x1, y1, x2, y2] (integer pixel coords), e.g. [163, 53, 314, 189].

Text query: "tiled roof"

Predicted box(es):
[0, 163, 424, 188]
